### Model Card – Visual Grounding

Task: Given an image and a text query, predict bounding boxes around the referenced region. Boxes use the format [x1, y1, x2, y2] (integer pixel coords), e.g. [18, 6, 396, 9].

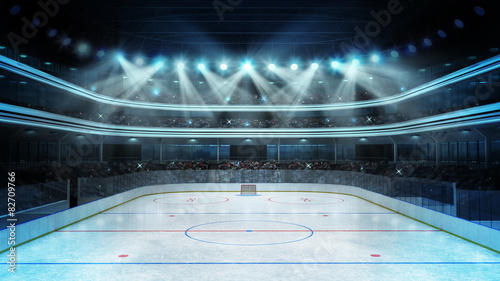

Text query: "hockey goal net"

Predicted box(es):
[240, 184, 257, 195]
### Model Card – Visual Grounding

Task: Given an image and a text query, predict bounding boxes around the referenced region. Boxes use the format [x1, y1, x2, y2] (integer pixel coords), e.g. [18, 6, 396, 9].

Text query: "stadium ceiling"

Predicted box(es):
[2, 53, 499, 112]
[1, 101, 499, 139]
[1, 0, 499, 70]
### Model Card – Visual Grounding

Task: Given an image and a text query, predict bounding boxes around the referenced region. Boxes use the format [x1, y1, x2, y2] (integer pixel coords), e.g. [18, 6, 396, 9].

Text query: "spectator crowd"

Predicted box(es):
[16, 159, 497, 191]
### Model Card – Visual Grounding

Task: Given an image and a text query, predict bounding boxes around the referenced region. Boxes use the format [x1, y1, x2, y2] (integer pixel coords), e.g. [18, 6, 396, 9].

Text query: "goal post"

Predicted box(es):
[240, 184, 257, 195]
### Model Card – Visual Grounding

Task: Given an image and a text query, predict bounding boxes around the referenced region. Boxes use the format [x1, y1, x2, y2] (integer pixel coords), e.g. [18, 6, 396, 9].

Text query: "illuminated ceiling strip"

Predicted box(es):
[1, 55, 500, 112]
[1, 102, 499, 138]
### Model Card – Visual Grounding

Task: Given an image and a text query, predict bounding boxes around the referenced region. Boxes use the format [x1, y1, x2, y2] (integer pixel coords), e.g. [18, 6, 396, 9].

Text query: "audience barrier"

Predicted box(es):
[0, 180, 70, 229]
[1, 176, 498, 254]
[0, 180, 69, 216]
[77, 170, 499, 230]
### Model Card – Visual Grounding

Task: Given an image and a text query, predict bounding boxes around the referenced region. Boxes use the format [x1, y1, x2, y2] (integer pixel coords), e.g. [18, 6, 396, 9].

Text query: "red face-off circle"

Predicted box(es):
[268, 195, 344, 205]
[153, 195, 229, 205]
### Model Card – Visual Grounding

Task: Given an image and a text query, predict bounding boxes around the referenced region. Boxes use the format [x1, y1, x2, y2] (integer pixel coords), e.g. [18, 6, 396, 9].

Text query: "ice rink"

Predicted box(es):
[3, 191, 500, 280]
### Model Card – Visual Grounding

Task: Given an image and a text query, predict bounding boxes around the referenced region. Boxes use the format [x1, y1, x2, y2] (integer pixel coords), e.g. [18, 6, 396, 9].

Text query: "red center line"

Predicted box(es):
[57, 229, 441, 233]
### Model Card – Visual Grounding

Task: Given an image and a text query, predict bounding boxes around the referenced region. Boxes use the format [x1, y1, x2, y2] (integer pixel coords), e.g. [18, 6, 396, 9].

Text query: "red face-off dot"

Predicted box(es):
[322, 215, 329, 217]
[169, 215, 175, 217]
[118, 255, 129, 258]
[370, 254, 381, 257]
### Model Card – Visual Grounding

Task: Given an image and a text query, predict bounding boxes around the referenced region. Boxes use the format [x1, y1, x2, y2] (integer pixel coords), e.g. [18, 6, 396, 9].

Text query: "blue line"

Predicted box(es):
[12, 262, 500, 265]
[101, 212, 395, 215]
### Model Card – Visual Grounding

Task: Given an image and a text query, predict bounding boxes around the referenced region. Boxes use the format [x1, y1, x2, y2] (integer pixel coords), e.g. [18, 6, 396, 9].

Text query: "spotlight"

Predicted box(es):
[268, 64, 276, 70]
[198, 63, 206, 71]
[244, 63, 252, 71]
[177, 62, 185, 70]
[78, 44, 88, 53]
[352, 59, 360, 66]
[10, 5, 20, 15]
[76, 43, 90, 56]
[408, 45, 417, 53]
[311, 63, 319, 70]
[290, 64, 298, 70]
[62, 38, 71, 46]
[371, 55, 380, 63]
[155, 60, 165, 69]
[48, 29, 57, 38]
[116, 53, 124, 61]
[135, 57, 144, 65]
[220, 63, 228, 70]
[331, 61, 340, 69]
[96, 50, 106, 58]
[475, 6, 485, 16]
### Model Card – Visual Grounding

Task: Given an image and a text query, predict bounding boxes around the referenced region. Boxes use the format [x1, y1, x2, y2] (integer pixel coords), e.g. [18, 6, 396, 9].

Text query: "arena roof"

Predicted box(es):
[1, 0, 499, 69]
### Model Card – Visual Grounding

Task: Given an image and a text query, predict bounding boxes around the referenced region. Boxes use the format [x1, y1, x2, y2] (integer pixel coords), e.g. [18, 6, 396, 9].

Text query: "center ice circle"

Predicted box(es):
[185, 220, 314, 246]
